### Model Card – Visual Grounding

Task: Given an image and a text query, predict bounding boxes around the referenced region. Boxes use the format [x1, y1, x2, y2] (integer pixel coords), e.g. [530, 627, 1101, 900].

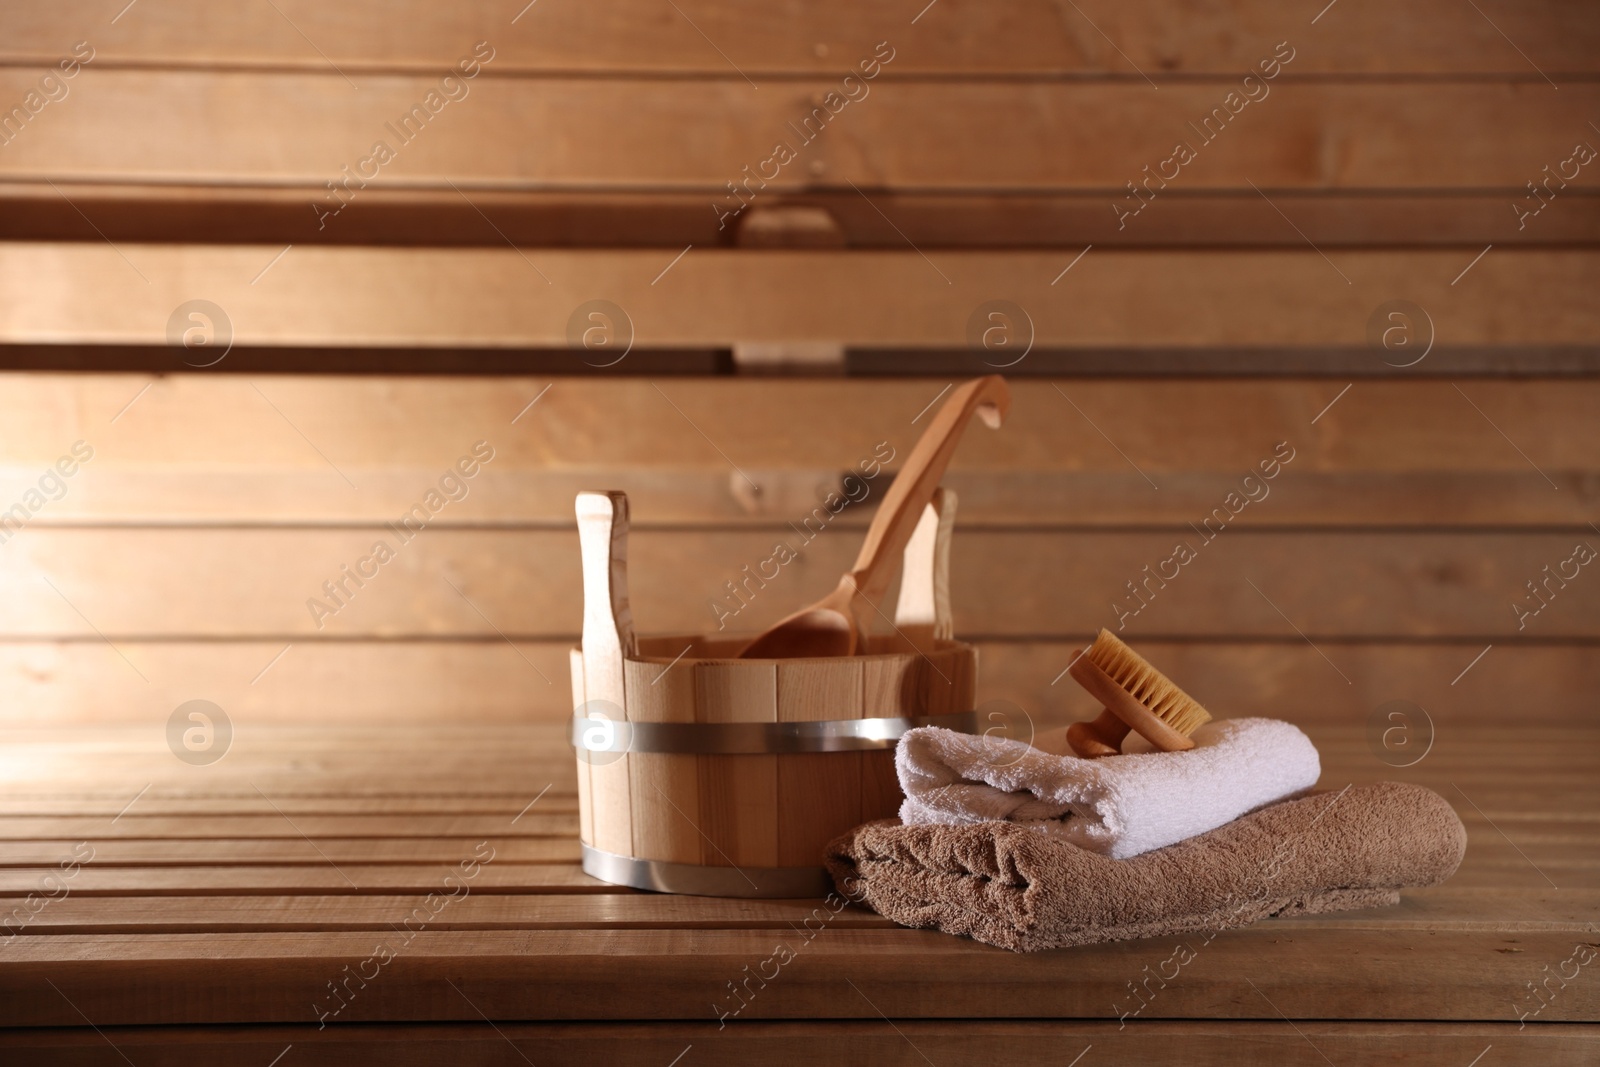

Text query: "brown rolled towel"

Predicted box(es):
[826, 781, 1466, 952]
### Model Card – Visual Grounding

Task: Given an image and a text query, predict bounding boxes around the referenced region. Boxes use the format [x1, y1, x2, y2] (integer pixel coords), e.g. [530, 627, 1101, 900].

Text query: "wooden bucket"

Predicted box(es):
[570, 489, 979, 897]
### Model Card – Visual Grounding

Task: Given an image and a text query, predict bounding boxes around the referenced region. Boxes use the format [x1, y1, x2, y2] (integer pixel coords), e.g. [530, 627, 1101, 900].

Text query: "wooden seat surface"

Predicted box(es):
[0, 720, 1595, 1064]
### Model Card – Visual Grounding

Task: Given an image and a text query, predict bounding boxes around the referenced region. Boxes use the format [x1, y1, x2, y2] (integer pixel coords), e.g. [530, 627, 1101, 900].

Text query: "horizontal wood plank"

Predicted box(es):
[5, 886, 1594, 935]
[3, 1, 1598, 75]
[6, 186, 1598, 249]
[0, 864, 613, 896]
[3, 528, 1595, 639]
[2, 925, 1594, 1025]
[0, 377, 1594, 524]
[0, 1020, 1593, 1067]
[0, 640, 1593, 726]
[0, 838, 576, 866]
[0, 892, 901, 933]
[0, 722, 1592, 1033]
[4, 247, 1595, 350]
[0, 853, 1583, 896]
[4, 74, 1598, 193]
[0, 812, 576, 839]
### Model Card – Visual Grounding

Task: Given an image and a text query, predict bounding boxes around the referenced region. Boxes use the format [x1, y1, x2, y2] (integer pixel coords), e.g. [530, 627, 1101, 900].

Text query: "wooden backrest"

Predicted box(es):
[0, 2, 1592, 733]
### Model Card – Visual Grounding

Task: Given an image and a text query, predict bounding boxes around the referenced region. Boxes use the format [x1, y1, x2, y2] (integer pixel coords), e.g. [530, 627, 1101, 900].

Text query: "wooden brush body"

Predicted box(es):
[1066, 631, 1212, 758]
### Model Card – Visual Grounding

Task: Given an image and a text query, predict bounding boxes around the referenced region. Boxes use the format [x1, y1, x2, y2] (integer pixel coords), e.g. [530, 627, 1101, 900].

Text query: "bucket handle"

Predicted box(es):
[577, 485, 954, 661]
[575, 490, 635, 708]
[893, 487, 956, 645]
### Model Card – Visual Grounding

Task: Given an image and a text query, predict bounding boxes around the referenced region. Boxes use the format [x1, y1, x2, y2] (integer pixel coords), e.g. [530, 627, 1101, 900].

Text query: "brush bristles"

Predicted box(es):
[1085, 630, 1212, 736]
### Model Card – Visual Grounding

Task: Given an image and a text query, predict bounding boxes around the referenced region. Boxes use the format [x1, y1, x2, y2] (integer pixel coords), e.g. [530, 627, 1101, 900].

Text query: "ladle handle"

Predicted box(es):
[849, 376, 1009, 613]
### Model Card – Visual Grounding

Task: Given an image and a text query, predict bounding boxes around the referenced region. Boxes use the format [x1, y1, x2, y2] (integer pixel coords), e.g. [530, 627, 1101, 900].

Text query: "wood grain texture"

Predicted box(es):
[622, 657, 700, 865]
[3, 247, 1598, 348]
[10, 887, 1596, 934]
[2, 925, 1595, 1025]
[3, 0, 1598, 75]
[0, 639, 1593, 727]
[775, 659, 862, 866]
[0, 1021, 1594, 1067]
[0, 721, 1593, 1037]
[4, 72, 1599, 192]
[0, 376, 1593, 523]
[4, 529, 1595, 639]
[860, 655, 920, 820]
[568, 647, 592, 849]
[694, 660, 778, 868]
[8, 185, 1599, 250]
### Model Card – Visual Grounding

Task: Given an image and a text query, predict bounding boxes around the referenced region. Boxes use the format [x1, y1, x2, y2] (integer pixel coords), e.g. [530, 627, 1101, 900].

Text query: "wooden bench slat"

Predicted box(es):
[0, 864, 612, 896]
[0, 1019, 1591, 1067]
[0, 855, 1587, 896]
[2, 926, 1594, 1024]
[0, 838, 576, 866]
[0, 813, 576, 839]
[4, 887, 1593, 935]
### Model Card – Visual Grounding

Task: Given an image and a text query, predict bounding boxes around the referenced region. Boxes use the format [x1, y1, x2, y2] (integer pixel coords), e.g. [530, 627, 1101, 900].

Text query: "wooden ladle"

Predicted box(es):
[738, 375, 1010, 659]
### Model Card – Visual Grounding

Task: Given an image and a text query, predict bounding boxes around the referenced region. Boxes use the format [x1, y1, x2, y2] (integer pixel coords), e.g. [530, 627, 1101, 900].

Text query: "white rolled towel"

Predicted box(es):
[896, 718, 1321, 859]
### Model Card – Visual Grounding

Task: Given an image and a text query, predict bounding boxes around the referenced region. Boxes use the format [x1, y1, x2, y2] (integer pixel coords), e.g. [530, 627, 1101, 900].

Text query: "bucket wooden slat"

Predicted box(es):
[694, 661, 779, 869]
[568, 648, 594, 848]
[624, 657, 700, 865]
[776, 660, 865, 868]
[861, 654, 918, 820]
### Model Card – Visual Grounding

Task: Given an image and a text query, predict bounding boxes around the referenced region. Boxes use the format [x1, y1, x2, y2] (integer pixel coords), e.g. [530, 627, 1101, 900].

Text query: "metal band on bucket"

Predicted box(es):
[580, 843, 833, 897]
[570, 708, 978, 755]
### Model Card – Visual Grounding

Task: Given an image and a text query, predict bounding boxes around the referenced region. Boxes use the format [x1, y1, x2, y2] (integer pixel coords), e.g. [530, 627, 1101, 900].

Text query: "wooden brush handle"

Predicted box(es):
[1066, 650, 1198, 759]
[1067, 708, 1130, 759]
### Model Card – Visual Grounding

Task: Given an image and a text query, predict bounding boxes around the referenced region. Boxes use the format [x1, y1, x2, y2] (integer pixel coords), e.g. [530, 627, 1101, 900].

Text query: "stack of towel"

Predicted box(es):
[827, 718, 1466, 952]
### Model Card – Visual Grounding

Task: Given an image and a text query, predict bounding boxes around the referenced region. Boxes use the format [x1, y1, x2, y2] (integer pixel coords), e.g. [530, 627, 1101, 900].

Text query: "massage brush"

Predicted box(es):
[1066, 629, 1212, 758]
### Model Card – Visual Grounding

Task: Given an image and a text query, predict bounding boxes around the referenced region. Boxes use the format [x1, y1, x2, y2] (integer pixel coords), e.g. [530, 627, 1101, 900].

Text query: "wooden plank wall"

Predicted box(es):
[0, 377, 1594, 736]
[0, 1, 1594, 744]
[0, 1, 1598, 249]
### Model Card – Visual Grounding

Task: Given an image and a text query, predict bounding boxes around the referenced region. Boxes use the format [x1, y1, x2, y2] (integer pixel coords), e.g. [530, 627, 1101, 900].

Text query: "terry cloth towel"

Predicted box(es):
[897, 717, 1320, 859]
[827, 782, 1466, 953]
